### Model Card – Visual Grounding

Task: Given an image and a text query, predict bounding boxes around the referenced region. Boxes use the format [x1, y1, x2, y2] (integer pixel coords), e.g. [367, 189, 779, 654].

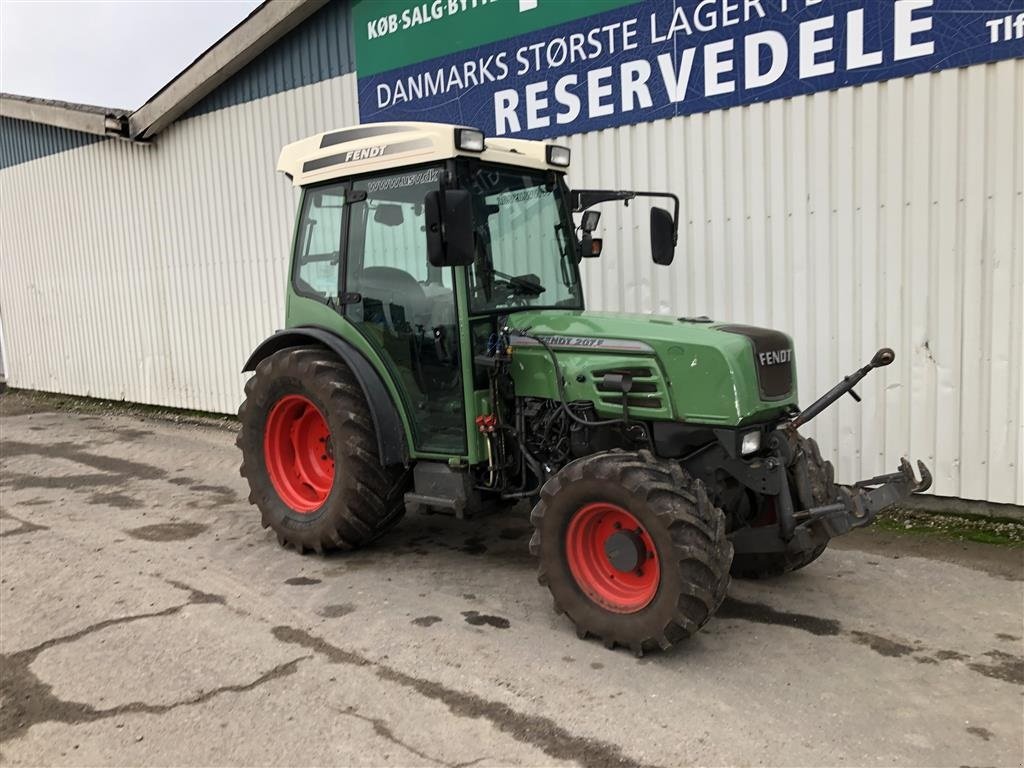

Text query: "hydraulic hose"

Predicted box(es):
[525, 332, 627, 428]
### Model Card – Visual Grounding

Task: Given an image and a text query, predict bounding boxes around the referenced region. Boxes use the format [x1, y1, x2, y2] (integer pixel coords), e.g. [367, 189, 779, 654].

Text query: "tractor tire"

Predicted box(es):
[730, 435, 835, 579]
[530, 450, 732, 655]
[237, 347, 409, 554]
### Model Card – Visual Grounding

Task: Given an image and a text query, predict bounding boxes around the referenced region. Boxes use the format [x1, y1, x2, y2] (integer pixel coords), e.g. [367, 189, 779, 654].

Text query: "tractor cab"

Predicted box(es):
[273, 122, 678, 461]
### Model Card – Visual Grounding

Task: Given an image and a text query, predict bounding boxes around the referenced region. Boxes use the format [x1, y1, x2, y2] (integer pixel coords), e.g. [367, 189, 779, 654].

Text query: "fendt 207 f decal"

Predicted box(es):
[509, 335, 655, 353]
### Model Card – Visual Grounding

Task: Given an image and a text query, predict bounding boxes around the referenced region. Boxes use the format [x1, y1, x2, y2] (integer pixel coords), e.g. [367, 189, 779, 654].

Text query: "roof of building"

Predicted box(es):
[0, 0, 328, 142]
[129, 0, 327, 140]
[278, 122, 568, 187]
[0, 94, 130, 138]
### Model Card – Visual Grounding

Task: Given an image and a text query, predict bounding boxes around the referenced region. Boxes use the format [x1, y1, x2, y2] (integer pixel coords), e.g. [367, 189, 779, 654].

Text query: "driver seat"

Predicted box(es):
[359, 266, 427, 333]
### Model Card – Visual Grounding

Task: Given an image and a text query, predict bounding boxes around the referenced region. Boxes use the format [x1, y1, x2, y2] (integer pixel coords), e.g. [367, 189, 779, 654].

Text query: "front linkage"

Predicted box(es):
[729, 348, 932, 561]
[762, 428, 930, 552]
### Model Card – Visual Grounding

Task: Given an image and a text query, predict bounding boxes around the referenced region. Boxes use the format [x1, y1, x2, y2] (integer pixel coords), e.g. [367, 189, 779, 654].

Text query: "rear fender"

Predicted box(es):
[243, 326, 407, 467]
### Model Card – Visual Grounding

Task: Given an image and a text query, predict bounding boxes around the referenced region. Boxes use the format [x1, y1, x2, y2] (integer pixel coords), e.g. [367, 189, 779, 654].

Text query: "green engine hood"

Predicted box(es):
[507, 310, 799, 426]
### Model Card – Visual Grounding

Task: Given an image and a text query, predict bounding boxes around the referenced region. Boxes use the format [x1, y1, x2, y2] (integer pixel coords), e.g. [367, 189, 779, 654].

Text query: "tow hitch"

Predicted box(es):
[792, 457, 932, 539]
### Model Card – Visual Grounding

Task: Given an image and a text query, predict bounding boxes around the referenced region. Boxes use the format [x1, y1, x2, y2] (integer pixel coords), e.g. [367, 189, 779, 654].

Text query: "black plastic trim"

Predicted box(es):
[716, 324, 795, 401]
[242, 326, 408, 467]
[320, 125, 412, 148]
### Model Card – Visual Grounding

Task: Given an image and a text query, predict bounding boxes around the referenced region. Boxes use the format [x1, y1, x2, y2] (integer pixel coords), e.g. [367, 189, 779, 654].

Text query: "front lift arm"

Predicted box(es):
[719, 348, 932, 557]
[778, 347, 932, 544]
[780, 430, 932, 542]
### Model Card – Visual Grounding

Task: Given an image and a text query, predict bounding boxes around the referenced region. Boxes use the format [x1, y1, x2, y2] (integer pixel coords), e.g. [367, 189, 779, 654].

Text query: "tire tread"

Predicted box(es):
[531, 449, 733, 654]
[237, 346, 410, 554]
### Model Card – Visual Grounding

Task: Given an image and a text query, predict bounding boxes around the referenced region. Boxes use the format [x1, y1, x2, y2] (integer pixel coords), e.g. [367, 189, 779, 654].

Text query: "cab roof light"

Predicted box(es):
[455, 128, 485, 152]
[546, 145, 570, 167]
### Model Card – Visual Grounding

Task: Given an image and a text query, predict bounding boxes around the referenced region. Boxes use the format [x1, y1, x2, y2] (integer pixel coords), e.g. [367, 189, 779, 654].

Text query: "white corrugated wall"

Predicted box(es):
[0, 73, 359, 413]
[566, 59, 1024, 506]
[0, 60, 1020, 504]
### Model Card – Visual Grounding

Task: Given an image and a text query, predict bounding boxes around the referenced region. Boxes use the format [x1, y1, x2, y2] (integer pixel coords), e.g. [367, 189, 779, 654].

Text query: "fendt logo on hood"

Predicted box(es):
[758, 349, 792, 366]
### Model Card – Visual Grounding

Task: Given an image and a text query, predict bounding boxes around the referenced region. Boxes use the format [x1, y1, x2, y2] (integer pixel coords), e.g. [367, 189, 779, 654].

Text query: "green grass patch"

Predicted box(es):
[874, 511, 1023, 548]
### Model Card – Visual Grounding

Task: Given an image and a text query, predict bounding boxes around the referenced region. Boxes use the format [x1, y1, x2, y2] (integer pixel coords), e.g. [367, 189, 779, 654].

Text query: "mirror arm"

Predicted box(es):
[571, 189, 680, 243]
[571, 189, 636, 211]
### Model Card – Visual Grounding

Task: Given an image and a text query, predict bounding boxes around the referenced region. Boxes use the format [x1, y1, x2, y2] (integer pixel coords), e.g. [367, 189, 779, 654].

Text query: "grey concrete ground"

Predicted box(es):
[1, 398, 1022, 767]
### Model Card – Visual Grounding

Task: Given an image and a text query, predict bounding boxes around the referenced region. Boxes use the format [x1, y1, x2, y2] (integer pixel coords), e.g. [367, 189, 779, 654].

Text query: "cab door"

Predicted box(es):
[343, 166, 466, 455]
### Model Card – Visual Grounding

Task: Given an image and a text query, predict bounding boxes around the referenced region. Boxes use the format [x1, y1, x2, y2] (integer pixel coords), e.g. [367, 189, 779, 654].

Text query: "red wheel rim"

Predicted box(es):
[263, 394, 334, 513]
[565, 502, 660, 613]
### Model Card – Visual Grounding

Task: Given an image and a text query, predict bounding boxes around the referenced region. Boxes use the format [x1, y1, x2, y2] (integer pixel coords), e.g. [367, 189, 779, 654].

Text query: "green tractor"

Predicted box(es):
[238, 122, 931, 654]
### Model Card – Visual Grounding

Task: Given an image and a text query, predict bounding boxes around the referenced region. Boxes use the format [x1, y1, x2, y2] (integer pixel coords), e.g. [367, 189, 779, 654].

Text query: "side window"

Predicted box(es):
[293, 185, 344, 299]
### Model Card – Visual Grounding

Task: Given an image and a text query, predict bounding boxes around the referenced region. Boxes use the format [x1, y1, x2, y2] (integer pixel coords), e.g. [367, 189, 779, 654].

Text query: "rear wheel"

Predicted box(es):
[731, 436, 835, 579]
[530, 450, 732, 655]
[238, 347, 409, 554]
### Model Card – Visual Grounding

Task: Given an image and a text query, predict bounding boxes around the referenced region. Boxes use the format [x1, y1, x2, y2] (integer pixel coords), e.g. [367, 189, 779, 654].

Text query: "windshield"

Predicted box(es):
[463, 165, 582, 314]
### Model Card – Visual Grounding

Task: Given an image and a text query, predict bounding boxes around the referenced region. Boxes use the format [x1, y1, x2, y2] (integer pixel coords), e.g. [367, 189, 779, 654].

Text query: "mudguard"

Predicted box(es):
[242, 326, 407, 467]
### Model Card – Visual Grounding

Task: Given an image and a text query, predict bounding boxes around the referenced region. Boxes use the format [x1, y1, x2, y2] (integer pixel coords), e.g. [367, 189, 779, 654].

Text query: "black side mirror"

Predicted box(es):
[651, 206, 675, 266]
[581, 210, 601, 232]
[425, 190, 475, 267]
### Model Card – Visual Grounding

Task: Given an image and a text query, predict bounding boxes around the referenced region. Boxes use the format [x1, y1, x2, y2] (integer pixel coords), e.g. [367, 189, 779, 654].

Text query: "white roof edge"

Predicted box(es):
[129, 0, 328, 140]
[278, 122, 566, 187]
[0, 94, 127, 137]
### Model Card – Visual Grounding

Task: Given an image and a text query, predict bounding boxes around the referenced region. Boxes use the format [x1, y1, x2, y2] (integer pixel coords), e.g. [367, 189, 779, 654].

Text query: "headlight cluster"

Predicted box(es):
[454, 127, 570, 169]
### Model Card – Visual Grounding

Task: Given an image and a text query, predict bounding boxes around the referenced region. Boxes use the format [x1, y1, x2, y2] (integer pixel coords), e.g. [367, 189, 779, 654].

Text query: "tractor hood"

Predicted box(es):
[507, 310, 799, 426]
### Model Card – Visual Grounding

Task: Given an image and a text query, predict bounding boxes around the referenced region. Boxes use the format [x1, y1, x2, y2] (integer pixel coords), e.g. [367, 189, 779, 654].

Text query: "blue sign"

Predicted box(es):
[357, 0, 1024, 139]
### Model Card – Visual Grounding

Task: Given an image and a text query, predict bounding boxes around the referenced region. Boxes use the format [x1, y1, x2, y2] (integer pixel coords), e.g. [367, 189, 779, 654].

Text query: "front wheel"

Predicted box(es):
[530, 450, 732, 655]
[237, 347, 409, 554]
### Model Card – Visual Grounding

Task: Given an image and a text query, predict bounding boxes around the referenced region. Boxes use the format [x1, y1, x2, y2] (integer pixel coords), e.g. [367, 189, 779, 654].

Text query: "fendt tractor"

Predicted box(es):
[238, 122, 931, 654]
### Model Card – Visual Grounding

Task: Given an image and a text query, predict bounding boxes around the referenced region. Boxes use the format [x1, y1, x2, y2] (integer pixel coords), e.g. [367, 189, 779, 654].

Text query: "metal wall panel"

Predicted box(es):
[0, 72, 360, 414]
[0, 116, 103, 169]
[0, 60, 1020, 504]
[563, 60, 1023, 506]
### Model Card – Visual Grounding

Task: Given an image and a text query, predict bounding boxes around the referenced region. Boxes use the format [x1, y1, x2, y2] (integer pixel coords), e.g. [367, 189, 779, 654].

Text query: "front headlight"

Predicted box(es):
[740, 430, 762, 456]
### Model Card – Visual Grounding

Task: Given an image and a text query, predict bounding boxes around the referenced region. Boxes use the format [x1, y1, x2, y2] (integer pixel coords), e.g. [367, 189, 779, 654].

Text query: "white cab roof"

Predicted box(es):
[277, 121, 566, 186]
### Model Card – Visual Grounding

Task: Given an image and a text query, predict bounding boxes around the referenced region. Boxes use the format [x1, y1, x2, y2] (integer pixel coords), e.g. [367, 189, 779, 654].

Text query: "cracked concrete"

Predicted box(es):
[1, 399, 1022, 766]
[1, 596, 307, 743]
